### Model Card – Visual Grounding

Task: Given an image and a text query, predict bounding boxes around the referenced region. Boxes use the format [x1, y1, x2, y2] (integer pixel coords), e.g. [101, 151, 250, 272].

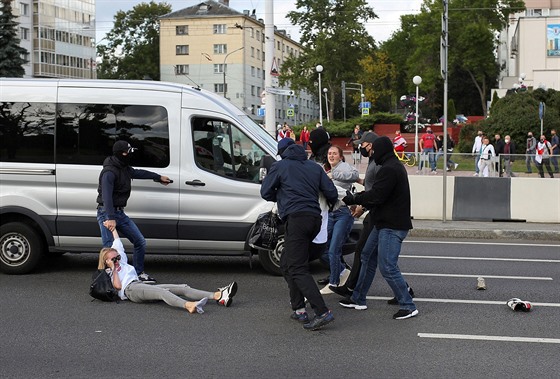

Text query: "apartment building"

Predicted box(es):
[12, 0, 96, 79]
[497, 0, 560, 92]
[159, 0, 317, 125]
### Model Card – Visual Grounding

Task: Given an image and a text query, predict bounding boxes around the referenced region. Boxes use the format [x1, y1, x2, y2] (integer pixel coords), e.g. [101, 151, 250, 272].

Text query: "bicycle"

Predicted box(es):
[395, 151, 417, 167]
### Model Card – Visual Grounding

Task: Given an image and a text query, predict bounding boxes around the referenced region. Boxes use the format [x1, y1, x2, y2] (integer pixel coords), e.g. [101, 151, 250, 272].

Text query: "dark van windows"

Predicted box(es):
[0, 102, 55, 163]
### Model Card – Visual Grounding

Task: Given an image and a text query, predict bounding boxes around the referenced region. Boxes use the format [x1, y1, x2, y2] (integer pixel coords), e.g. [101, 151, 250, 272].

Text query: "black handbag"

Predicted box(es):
[248, 210, 281, 250]
[89, 269, 119, 302]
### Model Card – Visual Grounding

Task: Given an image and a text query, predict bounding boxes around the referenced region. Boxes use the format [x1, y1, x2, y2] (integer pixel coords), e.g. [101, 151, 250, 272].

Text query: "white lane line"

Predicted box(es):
[417, 333, 560, 344]
[407, 240, 559, 248]
[365, 296, 560, 307]
[400, 255, 560, 263]
[402, 272, 552, 280]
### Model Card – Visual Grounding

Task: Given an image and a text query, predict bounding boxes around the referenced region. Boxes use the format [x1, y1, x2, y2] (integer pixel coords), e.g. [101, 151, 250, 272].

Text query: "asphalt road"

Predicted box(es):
[1, 238, 559, 378]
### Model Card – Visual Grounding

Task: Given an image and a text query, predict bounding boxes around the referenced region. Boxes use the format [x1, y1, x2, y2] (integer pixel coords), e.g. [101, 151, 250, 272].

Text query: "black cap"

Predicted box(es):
[356, 132, 379, 145]
[113, 140, 133, 154]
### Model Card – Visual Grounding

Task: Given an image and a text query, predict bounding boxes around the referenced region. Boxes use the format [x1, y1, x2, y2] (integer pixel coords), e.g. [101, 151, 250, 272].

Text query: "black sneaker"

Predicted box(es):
[290, 311, 309, 323]
[137, 272, 156, 284]
[217, 281, 238, 307]
[329, 285, 353, 298]
[303, 310, 334, 331]
[393, 309, 419, 320]
[339, 298, 367, 310]
[316, 276, 329, 285]
[387, 287, 415, 305]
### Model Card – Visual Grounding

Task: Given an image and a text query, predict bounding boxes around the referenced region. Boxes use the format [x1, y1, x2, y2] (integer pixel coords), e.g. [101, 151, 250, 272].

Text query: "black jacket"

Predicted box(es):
[260, 144, 338, 220]
[349, 136, 413, 231]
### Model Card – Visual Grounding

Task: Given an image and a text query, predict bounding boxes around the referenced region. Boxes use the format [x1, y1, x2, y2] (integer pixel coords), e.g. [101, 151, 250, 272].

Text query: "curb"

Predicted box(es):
[409, 228, 560, 241]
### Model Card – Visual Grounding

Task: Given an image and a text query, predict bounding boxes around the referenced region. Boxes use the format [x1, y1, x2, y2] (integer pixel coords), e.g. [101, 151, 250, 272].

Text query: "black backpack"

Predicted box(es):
[89, 269, 119, 302]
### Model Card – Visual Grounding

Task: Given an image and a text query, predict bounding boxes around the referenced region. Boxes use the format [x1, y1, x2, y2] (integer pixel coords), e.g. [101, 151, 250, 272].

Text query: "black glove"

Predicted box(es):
[342, 191, 356, 205]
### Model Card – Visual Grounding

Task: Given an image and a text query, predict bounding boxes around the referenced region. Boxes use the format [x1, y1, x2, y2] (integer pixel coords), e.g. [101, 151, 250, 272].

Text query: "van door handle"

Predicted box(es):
[185, 180, 206, 186]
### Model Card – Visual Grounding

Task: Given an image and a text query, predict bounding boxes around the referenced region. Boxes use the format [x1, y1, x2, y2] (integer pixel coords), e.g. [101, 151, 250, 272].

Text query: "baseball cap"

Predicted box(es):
[113, 140, 136, 154]
[356, 131, 379, 145]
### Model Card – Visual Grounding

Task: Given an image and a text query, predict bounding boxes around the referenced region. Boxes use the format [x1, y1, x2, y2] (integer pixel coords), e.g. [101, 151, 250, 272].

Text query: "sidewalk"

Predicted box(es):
[409, 219, 560, 241]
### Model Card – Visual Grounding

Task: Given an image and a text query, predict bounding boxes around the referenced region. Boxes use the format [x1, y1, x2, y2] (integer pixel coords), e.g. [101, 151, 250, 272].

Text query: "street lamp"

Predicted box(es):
[316, 65, 323, 125]
[413, 75, 422, 160]
[323, 88, 330, 123]
[223, 46, 244, 99]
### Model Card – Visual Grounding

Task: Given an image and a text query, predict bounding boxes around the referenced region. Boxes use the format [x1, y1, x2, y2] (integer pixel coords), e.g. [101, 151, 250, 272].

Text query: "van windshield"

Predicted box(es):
[237, 115, 277, 154]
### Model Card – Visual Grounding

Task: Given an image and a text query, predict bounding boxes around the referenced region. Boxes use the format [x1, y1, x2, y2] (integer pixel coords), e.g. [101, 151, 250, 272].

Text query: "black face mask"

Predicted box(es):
[360, 146, 369, 157]
[115, 153, 131, 166]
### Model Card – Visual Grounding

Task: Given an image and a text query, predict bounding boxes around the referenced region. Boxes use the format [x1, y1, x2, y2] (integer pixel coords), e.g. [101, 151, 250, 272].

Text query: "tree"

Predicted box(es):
[0, 0, 28, 77]
[356, 50, 397, 112]
[447, 99, 456, 123]
[281, 0, 377, 119]
[97, 1, 172, 80]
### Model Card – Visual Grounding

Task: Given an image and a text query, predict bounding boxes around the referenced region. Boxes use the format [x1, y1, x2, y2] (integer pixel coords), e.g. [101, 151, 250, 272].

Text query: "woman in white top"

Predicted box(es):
[99, 226, 237, 313]
[478, 136, 496, 177]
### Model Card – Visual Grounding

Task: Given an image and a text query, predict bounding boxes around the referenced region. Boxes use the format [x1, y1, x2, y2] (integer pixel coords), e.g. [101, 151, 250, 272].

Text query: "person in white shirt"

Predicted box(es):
[478, 136, 496, 177]
[471, 130, 483, 176]
[99, 225, 237, 313]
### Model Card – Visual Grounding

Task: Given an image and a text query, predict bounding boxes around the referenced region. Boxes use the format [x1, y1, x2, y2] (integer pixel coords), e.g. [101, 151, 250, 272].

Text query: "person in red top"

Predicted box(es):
[393, 130, 407, 157]
[419, 127, 437, 173]
[299, 125, 310, 150]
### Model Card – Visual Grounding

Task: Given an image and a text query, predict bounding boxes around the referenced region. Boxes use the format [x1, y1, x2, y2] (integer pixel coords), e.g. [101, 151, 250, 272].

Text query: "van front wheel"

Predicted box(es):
[257, 237, 283, 276]
[0, 222, 45, 274]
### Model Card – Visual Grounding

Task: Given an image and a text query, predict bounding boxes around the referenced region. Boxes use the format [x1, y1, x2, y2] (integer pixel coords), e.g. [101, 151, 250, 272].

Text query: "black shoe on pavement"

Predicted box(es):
[316, 276, 330, 285]
[137, 272, 156, 284]
[339, 298, 367, 310]
[303, 310, 334, 331]
[393, 309, 419, 320]
[290, 311, 309, 323]
[329, 285, 352, 298]
[387, 287, 415, 305]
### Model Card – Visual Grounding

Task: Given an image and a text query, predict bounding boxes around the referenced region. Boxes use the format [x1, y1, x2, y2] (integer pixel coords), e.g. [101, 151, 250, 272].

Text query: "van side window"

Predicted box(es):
[192, 118, 266, 183]
[56, 104, 170, 168]
[0, 102, 55, 163]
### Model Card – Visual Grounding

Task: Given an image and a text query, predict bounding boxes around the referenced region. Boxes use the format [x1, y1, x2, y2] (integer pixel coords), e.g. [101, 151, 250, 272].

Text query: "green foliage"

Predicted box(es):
[447, 99, 456, 123]
[0, 0, 28, 77]
[291, 112, 402, 137]
[281, 0, 377, 119]
[475, 89, 560, 151]
[97, 1, 172, 80]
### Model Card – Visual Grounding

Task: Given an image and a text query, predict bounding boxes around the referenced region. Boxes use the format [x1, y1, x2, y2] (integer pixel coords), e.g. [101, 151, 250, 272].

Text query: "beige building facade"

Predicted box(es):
[497, 0, 560, 92]
[159, 0, 317, 125]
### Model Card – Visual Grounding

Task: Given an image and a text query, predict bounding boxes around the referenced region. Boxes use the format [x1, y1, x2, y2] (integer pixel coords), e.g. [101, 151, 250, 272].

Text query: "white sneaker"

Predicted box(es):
[454, 163, 459, 169]
[339, 269, 351, 286]
[320, 284, 334, 295]
[473, 173, 478, 176]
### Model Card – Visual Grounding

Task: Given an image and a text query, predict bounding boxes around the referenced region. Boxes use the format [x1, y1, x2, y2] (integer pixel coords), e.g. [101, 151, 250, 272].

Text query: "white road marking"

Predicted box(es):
[406, 240, 559, 248]
[365, 296, 560, 307]
[400, 255, 560, 263]
[401, 272, 552, 280]
[417, 333, 560, 344]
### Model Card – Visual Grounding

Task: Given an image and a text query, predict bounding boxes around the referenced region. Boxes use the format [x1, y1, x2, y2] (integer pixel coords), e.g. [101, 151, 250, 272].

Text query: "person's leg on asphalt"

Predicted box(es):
[351, 227, 380, 306]
[345, 212, 373, 290]
[282, 213, 327, 316]
[115, 211, 147, 274]
[328, 207, 353, 285]
[377, 228, 416, 311]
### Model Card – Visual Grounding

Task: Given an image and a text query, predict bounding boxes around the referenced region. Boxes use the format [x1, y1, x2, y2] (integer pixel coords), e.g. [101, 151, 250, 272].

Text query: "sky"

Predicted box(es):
[94, 0, 423, 44]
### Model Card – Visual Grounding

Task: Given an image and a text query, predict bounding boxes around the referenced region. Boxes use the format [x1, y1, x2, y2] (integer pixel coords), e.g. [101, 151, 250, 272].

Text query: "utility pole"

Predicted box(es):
[264, 0, 276, 136]
[442, 0, 449, 222]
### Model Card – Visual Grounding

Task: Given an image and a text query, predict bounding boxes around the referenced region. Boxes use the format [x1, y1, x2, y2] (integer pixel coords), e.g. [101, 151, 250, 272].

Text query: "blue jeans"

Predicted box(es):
[97, 207, 147, 274]
[526, 153, 536, 173]
[325, 207, 354, 285]
[351, 227, 415, 311]
[419, 148, 436, 171]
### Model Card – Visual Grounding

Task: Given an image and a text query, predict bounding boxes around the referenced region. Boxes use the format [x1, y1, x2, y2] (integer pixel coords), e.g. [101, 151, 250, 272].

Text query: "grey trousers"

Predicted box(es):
[125, 282, 214, 309]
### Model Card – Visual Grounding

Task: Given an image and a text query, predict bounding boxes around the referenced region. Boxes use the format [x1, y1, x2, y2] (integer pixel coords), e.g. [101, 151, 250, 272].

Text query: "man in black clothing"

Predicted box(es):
[96, 140, 171, 283]
[261, 138, 338, 331]
[494, 134, 506, 177]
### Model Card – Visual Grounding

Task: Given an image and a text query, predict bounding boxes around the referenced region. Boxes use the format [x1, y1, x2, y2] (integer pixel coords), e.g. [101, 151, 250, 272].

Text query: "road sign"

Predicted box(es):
[287, 108, 294, 117]
[257, 107, 265, 117]
[359, 101, 371, 109]
[270, 58, 279, 77]
[539, 102, 545, 120]
[362, 108, 370, 116]
[266, 87, 294, 96]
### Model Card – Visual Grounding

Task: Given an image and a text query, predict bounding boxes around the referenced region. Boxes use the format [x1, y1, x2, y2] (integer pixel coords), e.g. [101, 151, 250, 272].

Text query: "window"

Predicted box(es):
[214, 44, 227, 54]
[175, 65, 189, 75]
[251, 47, 254, 58]
[56, 103, 170, 167]
[0, 102, 55, 163]
[20, 27, 30, 40]
[192, 118, 266, 183]
[214, 64, 225, 74]
[251, 86, 255, 96]
[214, 83, 226, 93]
[213, 24, 226, 34]
[176, 25, 188, 35]
[176, 45, 189, 55]
[251, 66, 255, 77]
[256, 31, 261, 41]
[20, 2, 29, 16]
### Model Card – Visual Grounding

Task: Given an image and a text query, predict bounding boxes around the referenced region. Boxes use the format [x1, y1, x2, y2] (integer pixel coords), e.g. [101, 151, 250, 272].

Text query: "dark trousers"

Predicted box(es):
[280, 212, 327, 316]
[345, 212, 373, 290]
[537, 158, 554, 178]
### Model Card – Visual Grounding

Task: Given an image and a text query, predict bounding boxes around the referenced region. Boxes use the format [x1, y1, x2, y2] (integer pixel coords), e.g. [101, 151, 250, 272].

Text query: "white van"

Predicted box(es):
[0, 78, 286, 274]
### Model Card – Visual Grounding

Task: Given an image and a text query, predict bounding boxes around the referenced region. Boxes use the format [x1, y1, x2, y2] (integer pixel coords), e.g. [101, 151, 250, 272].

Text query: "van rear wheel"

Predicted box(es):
[0, 222, 45, 274]
[258, 237, 283, 276]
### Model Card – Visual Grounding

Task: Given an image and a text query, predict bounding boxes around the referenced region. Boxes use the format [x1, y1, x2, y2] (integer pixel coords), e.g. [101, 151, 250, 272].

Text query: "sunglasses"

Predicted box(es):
[110, 255, 121, 263]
